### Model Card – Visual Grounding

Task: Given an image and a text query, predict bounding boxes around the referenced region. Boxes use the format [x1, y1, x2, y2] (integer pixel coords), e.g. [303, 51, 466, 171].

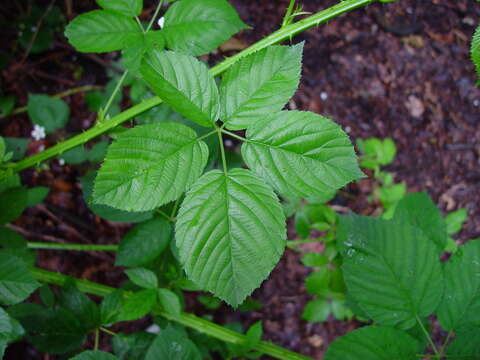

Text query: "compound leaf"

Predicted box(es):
[162, 0, 249, 56]
[324, 326, 421, 360]
[145, 325, 201, 360]
[221, 44, 303, 130]
[93, 123, 209, 211]
[140, 50, 219, 127]
[340, 215, 443, 329]
[28, 94, 69, 134]
[437, 240, 480, 331]
[65, 10, 140, 53]
[0, 253, 40, 305]
[71, 350, 119, 360]
[394, 192, 447, 252]
[176, 168, 286, 307]
[242, 111, 364, 198]
[96, 0, 143, 17]
[446, 328, 480, 360]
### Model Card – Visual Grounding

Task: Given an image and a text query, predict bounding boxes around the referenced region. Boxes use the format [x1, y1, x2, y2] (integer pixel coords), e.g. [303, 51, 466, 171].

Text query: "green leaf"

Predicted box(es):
[0, 226, 26, 248]
[242, 111, 364, 198]
[116, 217, 171, 267]
[394, 192, 447, 252]
[471, 26, 480, 85]
[112, 332, 155, 360]
[379, 183, 406, 209]
[122, 31, 165, 76]
[39, 285, 55, 307]
[145, 325, 201, 360]
[302, 298, 330, 323]
[244, 321, 262, 352]
[157, 288, 181, 316]
[0, 96, 15, 117]
[60, 146, 89, 165]
[301, 253, 329, 267]
[446, 328, 480, 360]
[0, 187, 28, 224]
[0, 174, 20, 194]
[27, 94, 69, 133]
[65, 10, 140, 53]
[220, 44, 303, 130]
[70, 350, 119, 360]
[0, 137, 5, 160]
[4, 138, 28, 161]
[93, 123, 209, 211]
[0, 254, 39, 305]
[58, 283, 100, 331]
[445, 208, 468, 235]
[176, 168, 286, 307]
[88, 141, 109, 163]
[80, 173, 154, 223]
[125, 268, 158, 289]
[162, 0, 248, 56]
[140, 50, 219, 127]
[360, 138, 396, 168]
[26, 186, 49, 207]
[197, 295, 222, 310]
[117, 289, 157, 322]
[340, 215, 443, 329]
[305, 268, 330, 296]
[96, 0, 143, 17]
[100, 290, 124, 325]
[437, 240, 480, 331]
[0, 307, 12, 337]
[324, 326, 421, 360]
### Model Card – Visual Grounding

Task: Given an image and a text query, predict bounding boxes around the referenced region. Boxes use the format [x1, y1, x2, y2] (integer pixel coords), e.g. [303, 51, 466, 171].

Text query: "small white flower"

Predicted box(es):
[145, 324, 160, 334]
[473, 99, 479, 107]
[31, 124, 46, 140]
[158, 17, 165, 29]
[58, 158, 65, 166]
[224, 139, 234, 147]
[320, 92, 328, 101]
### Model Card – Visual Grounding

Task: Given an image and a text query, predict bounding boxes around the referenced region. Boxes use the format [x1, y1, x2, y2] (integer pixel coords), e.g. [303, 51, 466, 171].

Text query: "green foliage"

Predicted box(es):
[0, 96, 15, 117]
[0, 254, 40, 305]
[27, 94, 70, 134]
[140, 50, 220, 127]
[472, 26, 480, 85]
[145, 325, 201, 360]
[125, 268, 158, 289]
[96, 0, 143, 17]
[71, 350, 119, 360]
[357, 137, 396, 169]
[162, 0, 249, 56]
[117, 289, 157, 322]
[220, 44, 303, 130]
[3, 137, 28, 161]
[0, 187, 28, 224]
[157, 288, 182, 316]
[176, 168, 286, 307]
[242, 111, 364, 198]
[447, 328, 480, 359]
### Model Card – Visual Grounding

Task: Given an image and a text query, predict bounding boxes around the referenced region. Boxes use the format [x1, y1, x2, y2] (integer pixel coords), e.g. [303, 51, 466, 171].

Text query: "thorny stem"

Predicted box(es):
[9, 0, 376, 176]
[282, 0, 297, 28]
[30, 268, 312, 360]
[216, 126, 228, 176]
[416, 315, 441, 358]
[26, 242, 118, 251]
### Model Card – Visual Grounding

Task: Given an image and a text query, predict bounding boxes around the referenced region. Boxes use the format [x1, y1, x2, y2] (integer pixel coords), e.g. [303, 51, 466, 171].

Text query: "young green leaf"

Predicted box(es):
[305, 268, 330, 296]
[242, 111, 364, 198]
[445, 208, 468, 235]
[140, 50, 220, 127]
[0, 254, 40, 305]
[301, 253, 329, 267]
[324, 326, 421, 360]
[437, 240, 480, 331]
[446, 328, 480, 359]
[394, 192, 447, 252]
[220, 44, 303, 130]
[162, 0, 249, 56]
[100, 290, 124, 325]
[176, 168, 286, 307]
[471, 25, 480, 85]
[93, 123, 209, 211]
[70, 350, 119, 360]
[27, 94, 70, 134]
[116, 217, 172, 267]
[244, 321, 262, 352]
[340, 215, 443, 329]
[26, 187, 49, 207]
[302, 298, 331, 323]
[4, 138, 28, 161]
[0, 187, 28, 224]
[125, 268, 158, 289]
[157, 288, 182, 316]
[65, 10, 140, 53]
[58, 283, 100, 331]
[145, 325, 201, 360]
[96, 0, 143, 17]
[117, 289, 157, 322]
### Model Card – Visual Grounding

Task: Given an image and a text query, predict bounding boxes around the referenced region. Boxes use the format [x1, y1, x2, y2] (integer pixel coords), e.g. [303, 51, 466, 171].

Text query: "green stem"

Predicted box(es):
[10, 0, 376, 175]
[282, 0, 297, 28]
[170, 198, 181, 218]
[100, 327, 117, 337]
[135, 16, 146, 33]
[221, 129, 248, 143]
[440, 331, 453, 357]
[3, 85, 102, 119]
[216, 126, 228, 176]
[416, 315, 441, 358]
[146, 0, 164, 32]
[27, 242, 118, 251]
[102, 71, 128, 117]
[30, 268, 312, 360]
[156, 209, 174, 222]
[94, 329, 99, 351]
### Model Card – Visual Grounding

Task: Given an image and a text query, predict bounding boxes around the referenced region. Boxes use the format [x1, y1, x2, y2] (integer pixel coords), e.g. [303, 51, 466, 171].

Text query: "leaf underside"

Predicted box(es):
[242, 111, 364, 199]
[93, 122, 209, 212]
[176, 168, 286, 307]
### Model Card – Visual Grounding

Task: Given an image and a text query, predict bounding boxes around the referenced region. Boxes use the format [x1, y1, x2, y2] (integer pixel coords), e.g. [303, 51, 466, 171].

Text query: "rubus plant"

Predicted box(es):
[0, 0, 478, 359]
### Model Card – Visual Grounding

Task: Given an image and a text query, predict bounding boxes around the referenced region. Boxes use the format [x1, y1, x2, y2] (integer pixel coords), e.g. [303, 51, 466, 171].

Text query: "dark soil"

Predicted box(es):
[1, 0, 479, 359]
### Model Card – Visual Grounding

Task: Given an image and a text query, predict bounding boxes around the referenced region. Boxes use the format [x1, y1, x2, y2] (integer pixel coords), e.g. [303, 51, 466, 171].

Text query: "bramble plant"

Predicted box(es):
[0, 0, 479, 359]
